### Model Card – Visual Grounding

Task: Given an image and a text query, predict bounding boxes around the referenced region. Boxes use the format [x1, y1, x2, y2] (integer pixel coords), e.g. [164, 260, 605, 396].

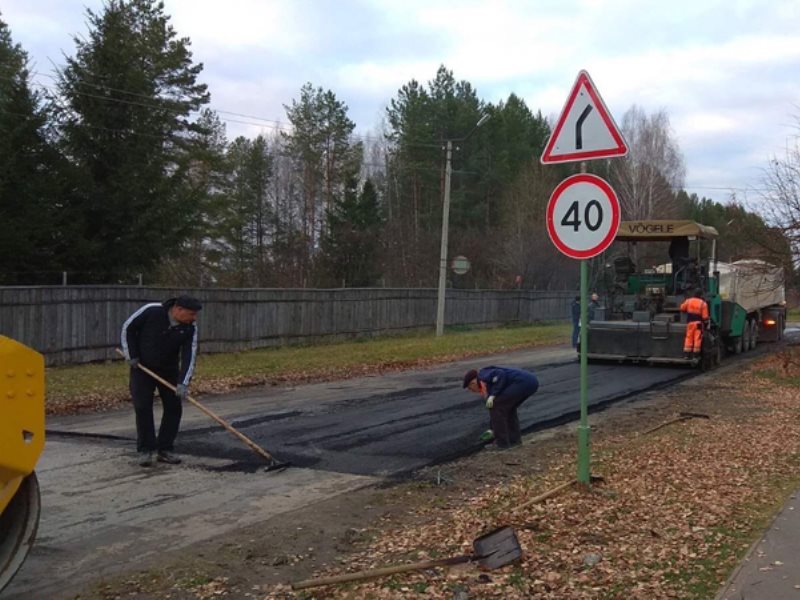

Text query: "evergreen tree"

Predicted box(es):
[213, 135, 274, 286]
[154, 108, 229, 286]
[384, 65, 489, 286]
[282, 83, 363, 284]
[0, 17, 66, 284]
[56, 0, 209, 282]
[384, 68, 552, 287]
[318, 178, 384, 287]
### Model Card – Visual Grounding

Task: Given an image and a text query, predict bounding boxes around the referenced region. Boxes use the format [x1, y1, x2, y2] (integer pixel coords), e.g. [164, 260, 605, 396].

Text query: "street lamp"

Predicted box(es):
[435, 113, 491, 336]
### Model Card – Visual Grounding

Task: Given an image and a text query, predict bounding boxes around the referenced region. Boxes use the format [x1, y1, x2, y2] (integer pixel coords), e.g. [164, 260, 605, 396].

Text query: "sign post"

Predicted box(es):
[540, 70, 627, 485]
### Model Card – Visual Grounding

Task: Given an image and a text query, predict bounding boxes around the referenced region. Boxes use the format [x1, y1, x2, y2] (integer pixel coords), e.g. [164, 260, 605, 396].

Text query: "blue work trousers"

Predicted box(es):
[490, 377, 539, 448]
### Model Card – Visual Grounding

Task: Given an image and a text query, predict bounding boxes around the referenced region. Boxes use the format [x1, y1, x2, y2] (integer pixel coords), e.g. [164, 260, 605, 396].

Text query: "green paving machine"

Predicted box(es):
[586, 220, 786, 369]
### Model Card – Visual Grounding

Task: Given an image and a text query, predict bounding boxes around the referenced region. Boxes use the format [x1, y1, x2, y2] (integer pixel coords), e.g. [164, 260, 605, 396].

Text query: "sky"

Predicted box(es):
[3, 0, 800, 207]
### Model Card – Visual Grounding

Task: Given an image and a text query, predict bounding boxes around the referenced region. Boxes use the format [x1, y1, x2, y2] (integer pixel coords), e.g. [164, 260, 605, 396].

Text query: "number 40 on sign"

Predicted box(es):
[545, 173, 620, 260]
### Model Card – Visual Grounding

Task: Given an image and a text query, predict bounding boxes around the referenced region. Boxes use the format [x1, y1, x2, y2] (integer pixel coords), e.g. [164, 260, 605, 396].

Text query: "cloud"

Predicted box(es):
[3, 0, 800, 204]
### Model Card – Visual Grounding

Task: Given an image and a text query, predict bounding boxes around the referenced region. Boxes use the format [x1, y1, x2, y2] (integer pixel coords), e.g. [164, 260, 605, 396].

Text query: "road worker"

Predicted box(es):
[463, 366, 539, 450]
[121, 295, 202, 466]
[680, 288, 709, 360]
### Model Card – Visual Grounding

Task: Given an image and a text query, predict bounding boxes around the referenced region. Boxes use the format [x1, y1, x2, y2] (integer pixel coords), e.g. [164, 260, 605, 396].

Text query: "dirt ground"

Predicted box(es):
[71, 347, 800, 600]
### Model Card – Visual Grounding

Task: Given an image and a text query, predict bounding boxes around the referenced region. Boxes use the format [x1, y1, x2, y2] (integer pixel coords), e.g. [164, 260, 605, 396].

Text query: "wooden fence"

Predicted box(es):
[0, 286, 573, 366]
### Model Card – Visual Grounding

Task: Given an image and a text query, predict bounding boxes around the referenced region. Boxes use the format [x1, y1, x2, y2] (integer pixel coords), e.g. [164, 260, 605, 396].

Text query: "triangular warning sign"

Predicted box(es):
[540, 70, 628, 164]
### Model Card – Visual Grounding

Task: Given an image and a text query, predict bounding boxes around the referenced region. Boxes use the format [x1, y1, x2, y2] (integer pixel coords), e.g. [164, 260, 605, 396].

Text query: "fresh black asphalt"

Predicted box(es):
[178, 358, 694, 476]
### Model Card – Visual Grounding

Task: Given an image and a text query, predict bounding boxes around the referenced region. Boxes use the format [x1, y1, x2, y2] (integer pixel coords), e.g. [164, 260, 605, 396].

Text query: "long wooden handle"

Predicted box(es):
[292, 555, 471, 590]
[116, 349, 276, 462]
[515, 479, 576, 511]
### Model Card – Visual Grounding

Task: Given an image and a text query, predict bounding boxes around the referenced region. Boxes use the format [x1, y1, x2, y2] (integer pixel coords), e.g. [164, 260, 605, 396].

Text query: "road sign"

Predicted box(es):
[546, 173, 620, 259]
[451, 255, 471, 275]
[540, 70, 628, 164]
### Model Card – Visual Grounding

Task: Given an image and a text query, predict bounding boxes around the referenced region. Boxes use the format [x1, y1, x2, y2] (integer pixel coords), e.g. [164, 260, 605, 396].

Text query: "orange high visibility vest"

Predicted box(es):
[680, 297, 709, 322]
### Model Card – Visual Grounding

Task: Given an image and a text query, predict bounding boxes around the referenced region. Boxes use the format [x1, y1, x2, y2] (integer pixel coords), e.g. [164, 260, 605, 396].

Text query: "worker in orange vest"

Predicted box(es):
[680, 288, 709, 360]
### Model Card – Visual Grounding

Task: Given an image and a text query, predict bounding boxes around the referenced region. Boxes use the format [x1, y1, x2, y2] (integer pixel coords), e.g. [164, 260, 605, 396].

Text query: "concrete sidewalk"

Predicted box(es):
[716, 488, 800, 599]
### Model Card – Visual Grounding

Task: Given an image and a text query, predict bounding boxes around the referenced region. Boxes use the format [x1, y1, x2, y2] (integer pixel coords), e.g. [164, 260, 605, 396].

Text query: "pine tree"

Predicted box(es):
[56, 0, 209, 282]
[154, 108, 229, 286]
[0, 17, 64, 284]
[212, 134, 275, 286]
[282, 83, 363, 284]
[318, 178, 384, 287]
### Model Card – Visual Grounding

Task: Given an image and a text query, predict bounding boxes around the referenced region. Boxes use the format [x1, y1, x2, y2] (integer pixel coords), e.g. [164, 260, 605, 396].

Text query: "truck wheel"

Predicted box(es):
[733, 332, 743, 354]
[749, 320, 758, 350]
[701, 334, 721, 371]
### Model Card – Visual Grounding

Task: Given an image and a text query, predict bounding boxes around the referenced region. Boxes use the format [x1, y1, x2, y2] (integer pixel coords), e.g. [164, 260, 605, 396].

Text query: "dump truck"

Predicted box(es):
[0, 335, 45, 593]
[586, 220, 786, 368]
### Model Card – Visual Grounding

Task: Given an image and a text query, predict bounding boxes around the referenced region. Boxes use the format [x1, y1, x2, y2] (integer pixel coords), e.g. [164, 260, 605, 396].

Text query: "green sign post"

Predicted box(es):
[544, 172, 621, 483]
[539, 68, 628, 485]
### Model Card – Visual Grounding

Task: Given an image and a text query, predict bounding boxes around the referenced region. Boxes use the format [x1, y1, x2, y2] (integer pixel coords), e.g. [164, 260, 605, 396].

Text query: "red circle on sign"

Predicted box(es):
[546, 173, 620, 259]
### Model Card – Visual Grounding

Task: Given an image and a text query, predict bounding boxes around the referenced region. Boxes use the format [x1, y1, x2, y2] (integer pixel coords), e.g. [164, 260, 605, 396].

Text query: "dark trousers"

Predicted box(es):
[489, 378, 539, 448]
[130, 367, 183, 453]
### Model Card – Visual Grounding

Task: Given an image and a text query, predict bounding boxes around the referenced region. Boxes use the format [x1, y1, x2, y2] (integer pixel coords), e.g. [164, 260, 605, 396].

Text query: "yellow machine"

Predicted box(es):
[0, 335, 45, 593]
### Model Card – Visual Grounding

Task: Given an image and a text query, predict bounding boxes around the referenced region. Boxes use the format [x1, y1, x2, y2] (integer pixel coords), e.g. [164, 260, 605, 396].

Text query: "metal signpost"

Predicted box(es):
[540, 70, 628, 484]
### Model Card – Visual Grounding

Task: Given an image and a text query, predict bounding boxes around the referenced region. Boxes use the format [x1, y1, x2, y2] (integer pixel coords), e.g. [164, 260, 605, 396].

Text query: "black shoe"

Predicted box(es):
[138, 451, 155, 467]
[157, 450, 182, 464]
[484, 443, 513, 452]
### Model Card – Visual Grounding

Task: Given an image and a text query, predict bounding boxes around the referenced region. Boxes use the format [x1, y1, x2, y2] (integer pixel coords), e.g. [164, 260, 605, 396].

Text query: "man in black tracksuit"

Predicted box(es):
[121, 295, 201, 466]
[463, 366, 539, 449]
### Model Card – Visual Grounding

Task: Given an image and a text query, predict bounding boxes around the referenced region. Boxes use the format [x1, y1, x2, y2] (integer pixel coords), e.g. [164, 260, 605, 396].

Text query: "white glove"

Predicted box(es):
[175, 384, 188, 401]
[486, 395, 495, 409]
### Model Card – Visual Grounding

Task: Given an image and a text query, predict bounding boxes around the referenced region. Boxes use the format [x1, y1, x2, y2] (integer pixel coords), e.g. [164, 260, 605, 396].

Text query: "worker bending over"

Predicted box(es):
[463, 366, 539, 450]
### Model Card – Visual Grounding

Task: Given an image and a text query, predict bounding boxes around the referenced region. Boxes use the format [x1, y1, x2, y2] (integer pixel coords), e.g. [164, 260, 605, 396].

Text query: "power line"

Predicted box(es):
[22, 69, 392, 143]
[2, 78, 787, 194]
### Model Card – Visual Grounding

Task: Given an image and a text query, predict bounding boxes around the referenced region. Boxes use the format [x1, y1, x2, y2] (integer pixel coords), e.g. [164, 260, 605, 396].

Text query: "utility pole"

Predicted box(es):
[435, 114, 491, 337]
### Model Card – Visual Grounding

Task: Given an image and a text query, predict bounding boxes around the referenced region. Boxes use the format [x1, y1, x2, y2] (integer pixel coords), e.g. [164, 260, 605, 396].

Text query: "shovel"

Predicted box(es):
[292, 526, 522, 590]
[116, 349, 290, 472]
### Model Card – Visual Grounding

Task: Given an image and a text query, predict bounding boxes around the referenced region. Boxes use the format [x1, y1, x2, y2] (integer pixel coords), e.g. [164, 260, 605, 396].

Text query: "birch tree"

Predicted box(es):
[609, 106, 685, 220]
[761, 127, 800, 274]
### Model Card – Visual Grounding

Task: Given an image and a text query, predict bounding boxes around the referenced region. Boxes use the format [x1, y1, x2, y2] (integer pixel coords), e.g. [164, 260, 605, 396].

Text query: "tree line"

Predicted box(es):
[1, 0, 794, 291]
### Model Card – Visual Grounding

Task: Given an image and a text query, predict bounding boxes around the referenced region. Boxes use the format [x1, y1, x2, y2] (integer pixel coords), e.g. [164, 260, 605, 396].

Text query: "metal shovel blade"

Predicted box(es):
[473, 526, 522, 569]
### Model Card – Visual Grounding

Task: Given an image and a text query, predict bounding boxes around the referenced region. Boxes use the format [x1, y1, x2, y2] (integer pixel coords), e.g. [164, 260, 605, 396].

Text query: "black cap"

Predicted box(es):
[463, 369, 478, 388]
[174, 295, 202, 311]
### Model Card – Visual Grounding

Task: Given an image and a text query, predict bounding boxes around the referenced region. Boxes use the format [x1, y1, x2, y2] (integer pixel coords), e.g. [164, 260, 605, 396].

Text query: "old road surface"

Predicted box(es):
[5, 343, 716, 599]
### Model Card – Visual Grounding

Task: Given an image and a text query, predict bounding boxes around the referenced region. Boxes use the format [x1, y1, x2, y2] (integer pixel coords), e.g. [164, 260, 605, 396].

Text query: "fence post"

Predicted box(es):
[62, 271, 67, 286]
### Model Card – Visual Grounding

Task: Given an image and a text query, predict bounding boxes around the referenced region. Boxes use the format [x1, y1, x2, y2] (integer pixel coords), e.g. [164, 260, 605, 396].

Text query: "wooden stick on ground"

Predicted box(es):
[515, 479, 576, 512]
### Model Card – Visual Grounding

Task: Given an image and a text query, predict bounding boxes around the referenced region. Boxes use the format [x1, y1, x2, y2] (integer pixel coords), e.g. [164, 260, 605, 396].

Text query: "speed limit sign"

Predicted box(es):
[546, 173, 620, 259]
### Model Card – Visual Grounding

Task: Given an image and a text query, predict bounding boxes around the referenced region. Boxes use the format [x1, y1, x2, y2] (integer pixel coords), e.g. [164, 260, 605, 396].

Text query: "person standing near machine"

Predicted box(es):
[570, 296, 581, 348]
[680, 288, 709, 360]
[121, 295, 201, 466]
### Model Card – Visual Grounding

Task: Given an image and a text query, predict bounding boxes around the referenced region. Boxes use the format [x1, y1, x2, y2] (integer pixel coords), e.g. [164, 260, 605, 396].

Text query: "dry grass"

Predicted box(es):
[45, 322, 570, 415]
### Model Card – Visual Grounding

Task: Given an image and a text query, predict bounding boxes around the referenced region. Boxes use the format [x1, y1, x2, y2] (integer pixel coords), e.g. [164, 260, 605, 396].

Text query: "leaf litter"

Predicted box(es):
[254, 347, 800, 599]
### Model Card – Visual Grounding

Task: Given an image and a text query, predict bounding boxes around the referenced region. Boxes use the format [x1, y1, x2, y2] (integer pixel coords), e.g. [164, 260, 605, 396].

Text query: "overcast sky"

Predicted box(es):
[3, 0, 800, 206]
